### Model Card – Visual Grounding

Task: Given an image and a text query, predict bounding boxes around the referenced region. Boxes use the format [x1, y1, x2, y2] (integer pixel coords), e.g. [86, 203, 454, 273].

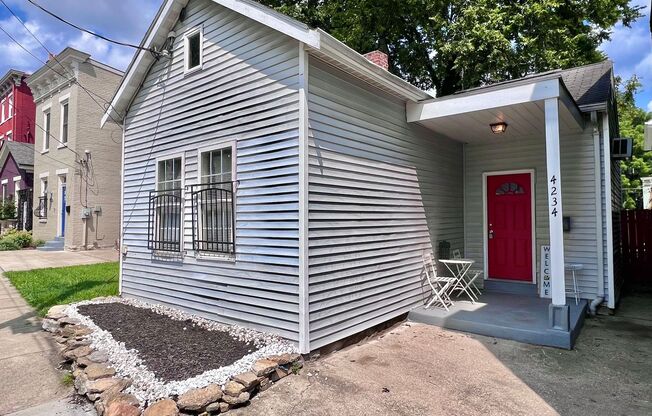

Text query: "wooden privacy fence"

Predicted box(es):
[621, 210, 652, 282]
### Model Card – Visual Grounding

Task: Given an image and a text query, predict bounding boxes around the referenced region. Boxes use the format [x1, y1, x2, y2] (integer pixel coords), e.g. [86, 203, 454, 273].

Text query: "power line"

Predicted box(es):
[1, 0, 125, 126]
[27, 0, 154, 54]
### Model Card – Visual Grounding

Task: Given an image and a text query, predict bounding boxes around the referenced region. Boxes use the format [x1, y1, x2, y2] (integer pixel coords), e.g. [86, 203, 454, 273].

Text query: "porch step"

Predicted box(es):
[484, 280, 538, 296]
[37, 237, 65, 251]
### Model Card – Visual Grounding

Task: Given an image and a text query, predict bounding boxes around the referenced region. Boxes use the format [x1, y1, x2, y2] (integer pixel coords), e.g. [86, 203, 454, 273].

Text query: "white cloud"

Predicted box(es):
[647, 100, 652, 113]
[69, 32, 135, 70]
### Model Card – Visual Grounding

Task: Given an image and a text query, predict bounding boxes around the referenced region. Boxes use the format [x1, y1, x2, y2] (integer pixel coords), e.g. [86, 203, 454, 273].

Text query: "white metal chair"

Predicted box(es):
[423, 252, 456, 310]
[450, 249, 482, 300]
[565, 263, 583, 305]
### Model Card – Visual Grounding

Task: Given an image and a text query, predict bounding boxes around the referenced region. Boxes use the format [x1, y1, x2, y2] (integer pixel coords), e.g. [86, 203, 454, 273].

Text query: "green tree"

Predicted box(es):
[261, 0, 644, 96]
[618, 76, 652, 209]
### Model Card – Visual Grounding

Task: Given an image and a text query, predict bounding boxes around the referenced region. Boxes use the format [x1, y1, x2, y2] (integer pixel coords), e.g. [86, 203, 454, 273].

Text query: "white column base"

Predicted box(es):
[549, 303, 570, 331]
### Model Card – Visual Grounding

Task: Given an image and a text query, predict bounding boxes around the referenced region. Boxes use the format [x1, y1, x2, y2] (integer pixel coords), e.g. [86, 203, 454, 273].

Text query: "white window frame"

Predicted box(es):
[153, 154, 185, 253]
[1, 98, 5, 123]
[42, 104, 52, 152]
[59, 94, 70, 147]
[194, 142, 237, 260]
[39, 174, 49, 221]
[183, 26, 204, 75]
[5, 130, 12, 142]
[7, 93, 13, 119]
[1, 179, 7, 203]
[13, 176, 21, 194]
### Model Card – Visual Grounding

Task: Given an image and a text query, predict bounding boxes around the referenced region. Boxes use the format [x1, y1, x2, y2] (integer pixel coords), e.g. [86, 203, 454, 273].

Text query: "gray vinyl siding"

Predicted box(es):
[464, 129, 602, 299]
[306, 59, 464, 350]
[121, 0, 302, 340]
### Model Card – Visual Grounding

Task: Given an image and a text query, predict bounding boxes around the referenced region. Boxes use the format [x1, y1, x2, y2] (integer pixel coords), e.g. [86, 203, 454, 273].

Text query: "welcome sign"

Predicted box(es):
[540, 245, 551, 298]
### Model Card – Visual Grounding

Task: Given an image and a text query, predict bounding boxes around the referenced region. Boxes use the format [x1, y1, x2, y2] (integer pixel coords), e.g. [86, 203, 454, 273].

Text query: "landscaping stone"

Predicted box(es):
[87, 350, 109, 363]
[59, 316, 82, 326]
[231, 372, 259, 389]
[270, 367, 289, 382]
[85, 363, 116, 380]
[219, 402, 230, 413]
[143, 398, 179, 416]
[266, 353, 300, 366]
[65, 339, 92, 350]
[252, 359, 278, 377]
[42, 318, 60, 333]
[86, 377, 131, 394]
[105, 401, 141, 416]
[61, 324, 92, 338]
[259, 378, 272, 392]
[205, 402, 222, 413]
[54, 335, 68, 344]
[46, 304, 68, 319]
[223, 381, 246, 397]
[221, 391, 250, 406]
[76, 356, 93, 368]
[176, 384, 222, 411]
[74, 373, 89, 395]
[63, 345, 93, 360]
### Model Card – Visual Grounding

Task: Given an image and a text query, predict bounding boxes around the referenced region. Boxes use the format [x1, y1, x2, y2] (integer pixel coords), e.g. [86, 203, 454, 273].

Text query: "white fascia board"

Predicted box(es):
[217, 0, 320, 49]
[407, 78, 563, 123]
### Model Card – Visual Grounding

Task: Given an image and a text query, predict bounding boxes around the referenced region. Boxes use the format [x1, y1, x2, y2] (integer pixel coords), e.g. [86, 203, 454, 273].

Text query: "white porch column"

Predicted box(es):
[544, 98, 569, 330]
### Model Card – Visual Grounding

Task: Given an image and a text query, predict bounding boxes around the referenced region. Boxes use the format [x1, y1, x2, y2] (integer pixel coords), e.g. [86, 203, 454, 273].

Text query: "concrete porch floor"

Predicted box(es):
[408, 292, 588, 349]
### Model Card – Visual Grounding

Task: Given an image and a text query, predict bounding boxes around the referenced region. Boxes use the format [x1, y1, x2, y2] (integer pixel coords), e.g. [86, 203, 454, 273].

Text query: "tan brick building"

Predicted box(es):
[27, 48, 123, 250]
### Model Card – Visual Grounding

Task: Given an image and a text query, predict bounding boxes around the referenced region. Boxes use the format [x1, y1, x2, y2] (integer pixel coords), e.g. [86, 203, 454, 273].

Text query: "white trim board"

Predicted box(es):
[482, 169, 537, 286]
[602, 113, 615, 308]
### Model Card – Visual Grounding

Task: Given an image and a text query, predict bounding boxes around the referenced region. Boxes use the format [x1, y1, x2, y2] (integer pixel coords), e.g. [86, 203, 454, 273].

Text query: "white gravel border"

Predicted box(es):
[64, 297, 298, 405]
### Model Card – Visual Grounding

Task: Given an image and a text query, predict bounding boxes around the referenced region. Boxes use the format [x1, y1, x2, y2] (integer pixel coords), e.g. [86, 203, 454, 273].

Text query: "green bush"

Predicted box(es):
[0, 199, 16, 220]
[0, 229, 34, 250]
[0, 238, 20, 251]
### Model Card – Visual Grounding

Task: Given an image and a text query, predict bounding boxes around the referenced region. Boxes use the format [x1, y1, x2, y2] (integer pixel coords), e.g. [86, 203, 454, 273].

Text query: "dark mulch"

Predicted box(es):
[77, 302, 257, 382]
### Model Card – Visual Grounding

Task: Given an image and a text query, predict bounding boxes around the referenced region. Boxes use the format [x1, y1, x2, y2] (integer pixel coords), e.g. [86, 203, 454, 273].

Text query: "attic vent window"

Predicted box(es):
[184, 27, 203, 73]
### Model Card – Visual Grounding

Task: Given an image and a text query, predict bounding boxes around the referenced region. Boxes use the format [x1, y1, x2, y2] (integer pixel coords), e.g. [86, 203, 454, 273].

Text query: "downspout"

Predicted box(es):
[590, 111, 604, 315]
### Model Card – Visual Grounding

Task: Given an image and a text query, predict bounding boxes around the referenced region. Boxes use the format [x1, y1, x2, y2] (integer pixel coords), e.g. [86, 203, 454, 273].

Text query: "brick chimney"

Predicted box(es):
[363, 50, 389, 70]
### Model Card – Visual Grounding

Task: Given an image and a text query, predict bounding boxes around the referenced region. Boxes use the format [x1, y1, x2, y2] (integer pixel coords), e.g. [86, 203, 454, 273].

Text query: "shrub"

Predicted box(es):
[0, 238, 20, 251]
[0, 199, 16, 220]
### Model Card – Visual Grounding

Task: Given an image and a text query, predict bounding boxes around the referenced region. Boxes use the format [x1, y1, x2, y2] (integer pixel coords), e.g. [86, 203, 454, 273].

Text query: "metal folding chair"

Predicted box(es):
[423, 252, 456, 310]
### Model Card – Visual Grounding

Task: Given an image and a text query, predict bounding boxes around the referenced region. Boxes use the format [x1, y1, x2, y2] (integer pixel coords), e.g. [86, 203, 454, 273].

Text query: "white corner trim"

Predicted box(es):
[297, 42, 310, 353]
[39, 172, 50, 179]
[56, 168, 69, 175]
[591, 112, 605, 298]
[603, 112, 615, 308]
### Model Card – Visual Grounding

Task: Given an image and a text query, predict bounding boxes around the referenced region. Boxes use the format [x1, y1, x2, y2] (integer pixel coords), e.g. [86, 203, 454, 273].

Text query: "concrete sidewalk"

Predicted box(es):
[0, 264, 99, 415]
[0, 249, 118, 272]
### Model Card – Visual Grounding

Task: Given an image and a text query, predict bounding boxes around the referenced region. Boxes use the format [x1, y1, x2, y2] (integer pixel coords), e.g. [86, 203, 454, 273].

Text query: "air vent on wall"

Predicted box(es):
[612, 137, 633, 159]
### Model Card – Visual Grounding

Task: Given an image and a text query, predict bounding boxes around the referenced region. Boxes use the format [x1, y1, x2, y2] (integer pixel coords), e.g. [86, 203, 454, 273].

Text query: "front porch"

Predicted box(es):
[408, 291, 588, 349]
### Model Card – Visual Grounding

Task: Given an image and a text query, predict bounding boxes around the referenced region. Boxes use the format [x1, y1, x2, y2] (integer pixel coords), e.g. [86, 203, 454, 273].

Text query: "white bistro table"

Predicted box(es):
[439, 258, 479, 303]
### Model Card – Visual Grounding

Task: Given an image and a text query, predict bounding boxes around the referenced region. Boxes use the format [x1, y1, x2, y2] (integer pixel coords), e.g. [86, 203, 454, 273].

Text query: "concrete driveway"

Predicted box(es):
[234, 293, 652, 416]
[0, 249, 118, 272]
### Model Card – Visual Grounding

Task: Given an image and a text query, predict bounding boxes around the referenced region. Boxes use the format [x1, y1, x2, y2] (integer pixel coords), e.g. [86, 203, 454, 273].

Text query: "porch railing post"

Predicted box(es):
[544, 97, 569, 331]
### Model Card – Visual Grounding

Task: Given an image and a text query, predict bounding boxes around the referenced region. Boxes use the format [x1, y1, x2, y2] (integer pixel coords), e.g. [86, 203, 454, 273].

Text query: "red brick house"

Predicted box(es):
[0, 69, 35, 145]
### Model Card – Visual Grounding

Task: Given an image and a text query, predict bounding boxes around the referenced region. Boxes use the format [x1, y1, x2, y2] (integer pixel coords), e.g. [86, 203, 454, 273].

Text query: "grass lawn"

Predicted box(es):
[6, 262, 119, 316]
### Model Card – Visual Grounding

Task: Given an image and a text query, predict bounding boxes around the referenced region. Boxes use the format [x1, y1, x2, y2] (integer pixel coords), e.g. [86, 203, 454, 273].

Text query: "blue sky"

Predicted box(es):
[0, 0, 650, 110]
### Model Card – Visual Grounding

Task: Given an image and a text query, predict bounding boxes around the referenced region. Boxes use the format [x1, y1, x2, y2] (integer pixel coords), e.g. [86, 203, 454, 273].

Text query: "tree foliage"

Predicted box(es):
[618, 76, 652, 209]
[260, 0, 644, 96]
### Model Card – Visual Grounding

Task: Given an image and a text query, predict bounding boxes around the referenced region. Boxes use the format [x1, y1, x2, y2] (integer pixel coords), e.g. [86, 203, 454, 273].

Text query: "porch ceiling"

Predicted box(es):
[407, 77, 585, 144]
[416, 100, 583, 144]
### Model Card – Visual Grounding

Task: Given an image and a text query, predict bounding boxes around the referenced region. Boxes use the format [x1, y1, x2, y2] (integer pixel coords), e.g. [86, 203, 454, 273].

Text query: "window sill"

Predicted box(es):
[57, 144, 68, 149]
[38, 219, 47, 223]
[195, 252, 235, 263]
[41, 150, 49, 155]
[184, 65, 203, 77]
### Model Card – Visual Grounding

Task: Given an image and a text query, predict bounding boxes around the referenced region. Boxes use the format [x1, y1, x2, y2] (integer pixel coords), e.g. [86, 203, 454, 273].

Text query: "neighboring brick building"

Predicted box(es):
[27, 48, 123, 250]
[0, 69, 35, 144]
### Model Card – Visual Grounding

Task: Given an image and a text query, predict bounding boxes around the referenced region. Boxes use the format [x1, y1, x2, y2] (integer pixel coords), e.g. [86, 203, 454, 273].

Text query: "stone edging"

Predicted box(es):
[43, 304, 304, 415]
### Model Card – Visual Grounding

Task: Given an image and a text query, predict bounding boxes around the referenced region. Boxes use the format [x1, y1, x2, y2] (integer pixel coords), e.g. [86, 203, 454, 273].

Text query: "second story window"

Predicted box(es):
[60, 101, 69, 144]
[8, 94, 13, 119]
[43, 110, 51, 151]
[1, 99, 5, 123]
[184, 27, 203, 73]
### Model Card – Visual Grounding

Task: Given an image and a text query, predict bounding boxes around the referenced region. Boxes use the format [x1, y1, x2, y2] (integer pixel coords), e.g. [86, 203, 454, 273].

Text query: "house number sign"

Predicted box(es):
[549, 175, 559, 217]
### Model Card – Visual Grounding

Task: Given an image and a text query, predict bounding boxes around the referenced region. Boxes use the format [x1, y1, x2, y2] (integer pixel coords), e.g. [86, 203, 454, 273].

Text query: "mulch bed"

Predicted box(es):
[77, 303, 257, 382]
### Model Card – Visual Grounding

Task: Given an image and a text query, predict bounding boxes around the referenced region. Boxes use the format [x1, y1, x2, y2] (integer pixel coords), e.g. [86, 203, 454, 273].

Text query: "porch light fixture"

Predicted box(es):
[490, 122, 508, 134]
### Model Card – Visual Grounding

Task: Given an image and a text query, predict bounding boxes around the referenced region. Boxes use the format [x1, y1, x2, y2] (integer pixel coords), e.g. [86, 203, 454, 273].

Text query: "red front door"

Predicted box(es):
[487, 173, 533, 281]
